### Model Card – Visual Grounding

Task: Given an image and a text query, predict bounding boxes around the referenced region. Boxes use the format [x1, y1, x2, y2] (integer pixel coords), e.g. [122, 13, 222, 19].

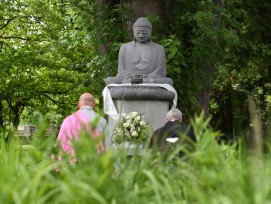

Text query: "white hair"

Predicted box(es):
[167, 108, 182, 121]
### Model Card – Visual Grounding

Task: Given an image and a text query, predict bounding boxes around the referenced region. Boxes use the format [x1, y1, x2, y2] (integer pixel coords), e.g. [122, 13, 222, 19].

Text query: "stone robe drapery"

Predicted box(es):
[117, 41, 167, 83]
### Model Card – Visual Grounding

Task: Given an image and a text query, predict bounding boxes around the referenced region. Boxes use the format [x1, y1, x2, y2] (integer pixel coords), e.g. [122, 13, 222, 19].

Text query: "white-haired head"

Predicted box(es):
[166, 108, 182, 123]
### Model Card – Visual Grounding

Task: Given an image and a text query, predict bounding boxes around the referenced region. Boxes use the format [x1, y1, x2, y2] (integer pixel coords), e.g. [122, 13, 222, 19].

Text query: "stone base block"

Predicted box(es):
[105, 100, 169, 153]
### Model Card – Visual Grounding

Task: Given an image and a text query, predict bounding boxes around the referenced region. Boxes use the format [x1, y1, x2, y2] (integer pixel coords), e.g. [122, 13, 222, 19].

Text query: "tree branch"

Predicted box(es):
[41, 93, 68, 105]
[0, 41, 4, 49]
[0, 16, 17, 30]
[0, 36, 28, 41]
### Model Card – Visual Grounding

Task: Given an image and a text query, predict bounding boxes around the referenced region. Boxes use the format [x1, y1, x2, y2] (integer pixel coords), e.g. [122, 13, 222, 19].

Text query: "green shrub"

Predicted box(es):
[0, 113, 271, 204]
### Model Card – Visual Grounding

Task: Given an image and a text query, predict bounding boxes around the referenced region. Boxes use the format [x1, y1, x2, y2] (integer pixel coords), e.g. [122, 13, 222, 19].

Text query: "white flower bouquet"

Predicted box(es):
[112, 112, 149, 145]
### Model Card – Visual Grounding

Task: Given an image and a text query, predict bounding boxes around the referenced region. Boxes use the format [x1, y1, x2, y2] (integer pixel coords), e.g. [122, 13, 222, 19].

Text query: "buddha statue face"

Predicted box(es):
[133, 26, 151, 43]
[132, 17, 152, 43]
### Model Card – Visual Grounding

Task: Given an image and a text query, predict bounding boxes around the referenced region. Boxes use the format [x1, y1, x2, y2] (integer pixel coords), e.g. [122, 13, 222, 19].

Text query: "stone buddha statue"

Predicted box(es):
[106, 17, 173, 86]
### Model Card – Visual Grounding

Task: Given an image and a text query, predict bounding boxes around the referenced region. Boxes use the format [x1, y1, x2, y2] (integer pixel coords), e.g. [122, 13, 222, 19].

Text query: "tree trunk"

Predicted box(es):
[11, 105, 21, 128]
[122, 0, 167, 20]
[95, 0, 113, 55]
[0, 99, 3, 128]
[198, 76, 213, 116]
[247, 94, 263, 157]
[197, 0, 223, 117]
[121, 0, 168, 37]
[268, 65, 271, 84]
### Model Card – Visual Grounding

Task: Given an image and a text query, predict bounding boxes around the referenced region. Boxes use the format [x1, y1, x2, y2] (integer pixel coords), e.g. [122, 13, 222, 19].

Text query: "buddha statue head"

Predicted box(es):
[132, 17, 152, 43]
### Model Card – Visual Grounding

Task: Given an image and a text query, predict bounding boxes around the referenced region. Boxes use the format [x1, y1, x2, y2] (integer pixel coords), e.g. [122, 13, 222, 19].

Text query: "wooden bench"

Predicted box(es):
[14, 125, 57, 144]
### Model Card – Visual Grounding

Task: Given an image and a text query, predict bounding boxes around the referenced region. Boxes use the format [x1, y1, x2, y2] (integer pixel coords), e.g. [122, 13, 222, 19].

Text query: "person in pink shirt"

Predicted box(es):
[55, 93, 107, 162]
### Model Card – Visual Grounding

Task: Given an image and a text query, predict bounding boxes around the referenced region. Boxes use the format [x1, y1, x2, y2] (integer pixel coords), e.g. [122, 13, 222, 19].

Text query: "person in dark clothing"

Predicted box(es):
[150, 108, 196, 157]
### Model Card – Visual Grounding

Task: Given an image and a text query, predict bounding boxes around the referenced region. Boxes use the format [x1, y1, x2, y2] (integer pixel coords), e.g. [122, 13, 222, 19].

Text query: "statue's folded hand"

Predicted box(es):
[144, 75, 156, 83]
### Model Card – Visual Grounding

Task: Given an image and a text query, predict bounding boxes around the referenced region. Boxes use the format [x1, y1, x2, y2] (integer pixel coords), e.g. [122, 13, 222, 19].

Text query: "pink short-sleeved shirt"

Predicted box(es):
[56, 110, 104, 158]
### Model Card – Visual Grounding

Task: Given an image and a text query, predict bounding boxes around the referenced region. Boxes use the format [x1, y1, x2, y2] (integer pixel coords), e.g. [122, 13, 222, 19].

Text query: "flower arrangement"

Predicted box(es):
[112, 112, 149, 145]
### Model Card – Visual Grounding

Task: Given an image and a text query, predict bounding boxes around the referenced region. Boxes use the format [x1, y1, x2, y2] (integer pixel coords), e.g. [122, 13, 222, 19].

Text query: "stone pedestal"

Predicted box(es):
[105, 100, 170, 154]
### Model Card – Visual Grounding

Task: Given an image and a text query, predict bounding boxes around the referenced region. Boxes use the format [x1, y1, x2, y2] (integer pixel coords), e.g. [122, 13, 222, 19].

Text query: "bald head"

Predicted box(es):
[78, 93, 95, 109]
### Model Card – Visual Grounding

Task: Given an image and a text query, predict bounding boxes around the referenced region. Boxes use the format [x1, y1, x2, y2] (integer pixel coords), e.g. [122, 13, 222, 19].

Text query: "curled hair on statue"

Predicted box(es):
[132, 17, 152, 31]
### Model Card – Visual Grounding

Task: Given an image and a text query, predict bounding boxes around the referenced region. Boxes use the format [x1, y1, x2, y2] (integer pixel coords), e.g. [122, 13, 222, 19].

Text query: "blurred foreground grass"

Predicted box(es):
[0, 113, 271, 204]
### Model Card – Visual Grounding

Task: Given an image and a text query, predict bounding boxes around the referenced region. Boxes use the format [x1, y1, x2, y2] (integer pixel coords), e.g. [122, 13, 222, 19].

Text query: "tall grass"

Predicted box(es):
[0, 113, 271, 204]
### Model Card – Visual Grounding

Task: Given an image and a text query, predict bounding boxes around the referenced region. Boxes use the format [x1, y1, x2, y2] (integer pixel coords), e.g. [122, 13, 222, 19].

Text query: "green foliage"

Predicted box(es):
[164, 0, 271, 137]
[1, 113, 271, 203]
[161, 34, 199, 115]
[1, 0, 271, 150]
[0, 0, 87, 128]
